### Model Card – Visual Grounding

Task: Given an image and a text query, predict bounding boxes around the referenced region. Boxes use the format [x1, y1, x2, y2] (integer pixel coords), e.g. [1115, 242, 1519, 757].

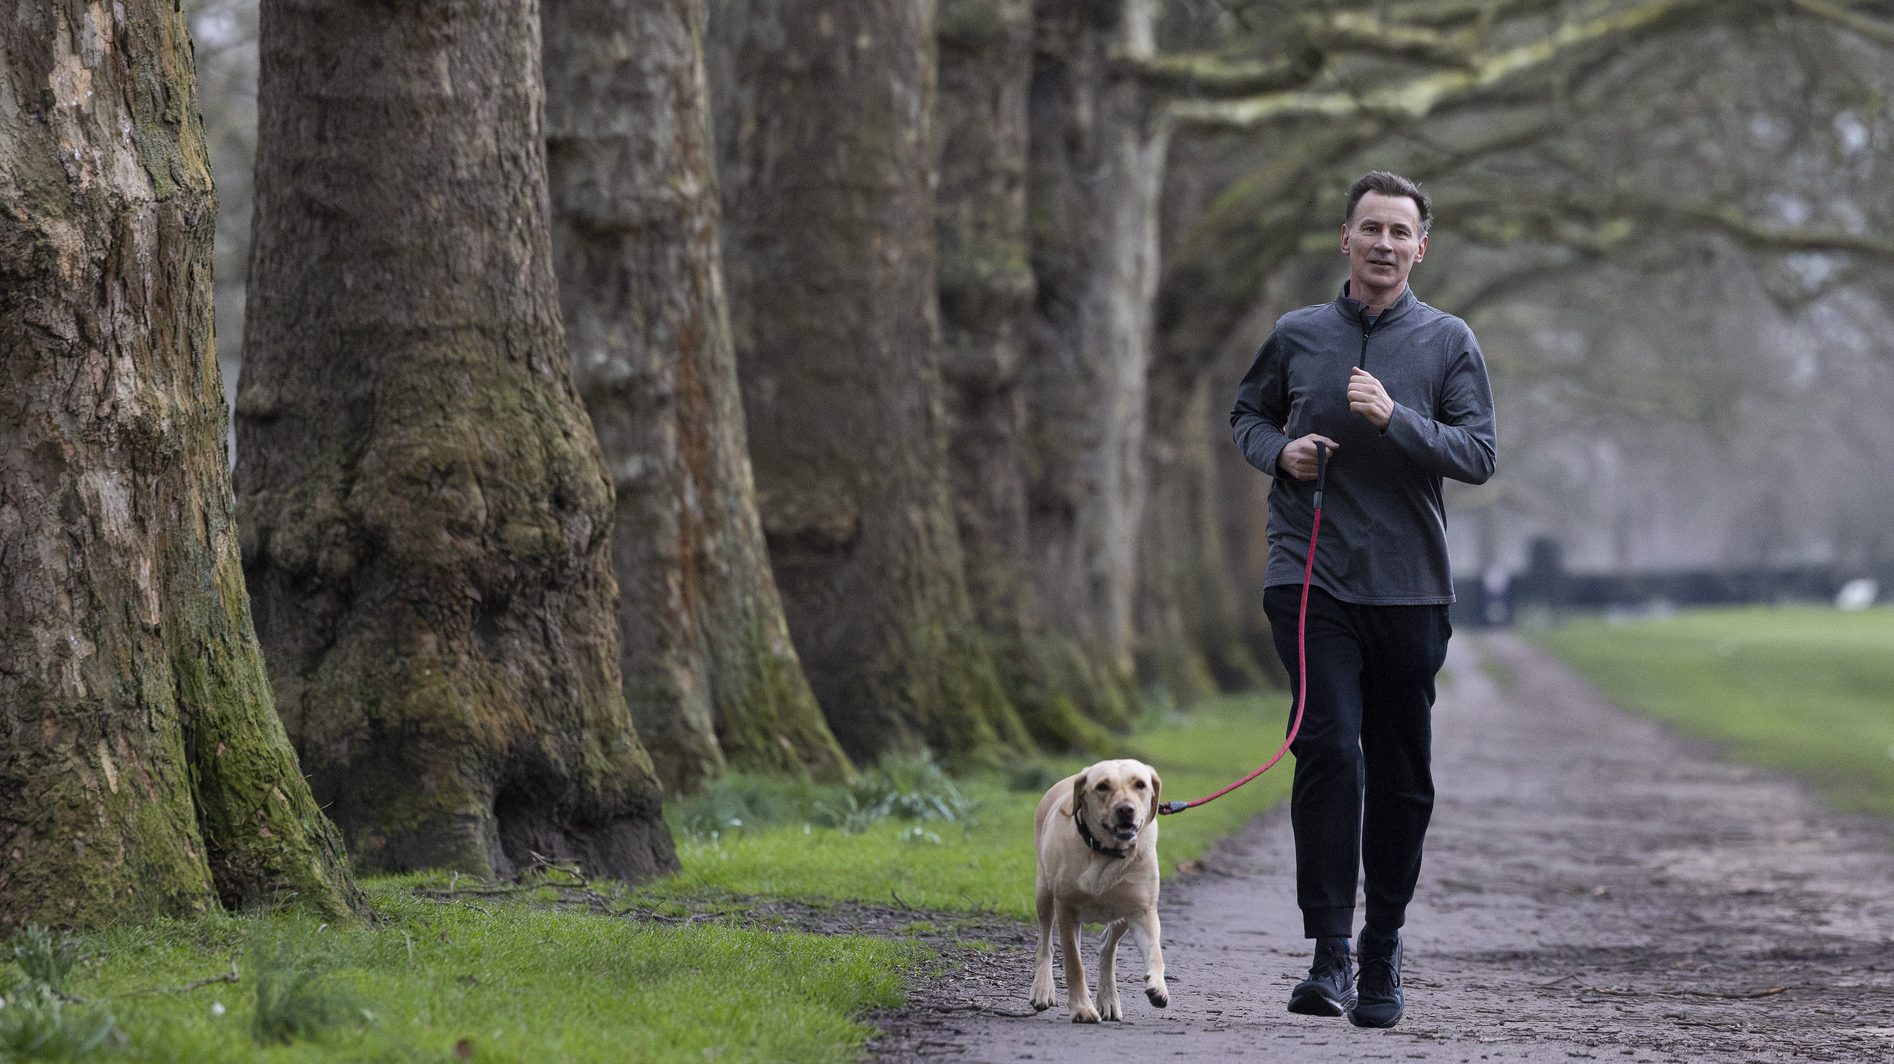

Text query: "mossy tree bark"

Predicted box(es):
[935, 0, 1127, 749]
[0, 0, 360, 929]
[1022, 0, 1166, 721]
[1131, 128, 1295, 701]
[1219, 422, 1285, 681]
[710, 0, 1031, 764]
[237, 0, 675, 880]
[1147, 137, 1360, 695]
[542, 0, 850, 794]
[1136, 372, 1271, 698]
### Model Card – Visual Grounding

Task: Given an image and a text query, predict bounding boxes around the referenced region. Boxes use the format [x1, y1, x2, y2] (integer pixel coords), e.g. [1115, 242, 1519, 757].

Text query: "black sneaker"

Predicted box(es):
[1287, 938, 1356, 1016]
[1348, 930, 1404, 1028]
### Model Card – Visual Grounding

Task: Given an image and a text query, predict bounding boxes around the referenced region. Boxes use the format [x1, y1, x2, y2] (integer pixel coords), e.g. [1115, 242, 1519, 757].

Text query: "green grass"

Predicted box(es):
[1529, 606, 1894, 819]
[7, 693, 1294, 1061]
[7, 890, 919, 1063]
[658, 694, 1295, 919]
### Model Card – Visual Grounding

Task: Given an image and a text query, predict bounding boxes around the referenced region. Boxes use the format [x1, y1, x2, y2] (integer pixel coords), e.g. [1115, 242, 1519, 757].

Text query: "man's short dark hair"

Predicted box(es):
[1345, 170, 1432, 235]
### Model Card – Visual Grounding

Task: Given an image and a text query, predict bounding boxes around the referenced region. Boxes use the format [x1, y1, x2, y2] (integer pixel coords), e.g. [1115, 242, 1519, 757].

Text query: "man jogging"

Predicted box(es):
[1229, 170, 1497, 1027]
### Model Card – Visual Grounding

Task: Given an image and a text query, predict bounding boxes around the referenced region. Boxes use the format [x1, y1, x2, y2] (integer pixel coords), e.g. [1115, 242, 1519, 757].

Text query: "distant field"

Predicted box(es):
[1529, 607, 1894, 819]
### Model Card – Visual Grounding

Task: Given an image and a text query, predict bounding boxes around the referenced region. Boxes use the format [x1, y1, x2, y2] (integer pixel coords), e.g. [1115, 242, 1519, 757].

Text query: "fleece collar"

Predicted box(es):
[1335, 281, 1418, 328]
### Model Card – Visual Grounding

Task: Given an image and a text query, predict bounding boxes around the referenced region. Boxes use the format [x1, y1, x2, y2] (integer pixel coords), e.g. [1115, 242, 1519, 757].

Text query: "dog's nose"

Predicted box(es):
[1113, 802, 1138, 822]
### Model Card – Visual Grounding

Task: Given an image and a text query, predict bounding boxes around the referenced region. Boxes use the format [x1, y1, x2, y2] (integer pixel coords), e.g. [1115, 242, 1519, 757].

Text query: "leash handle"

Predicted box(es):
[1161, 442, 1326, 816]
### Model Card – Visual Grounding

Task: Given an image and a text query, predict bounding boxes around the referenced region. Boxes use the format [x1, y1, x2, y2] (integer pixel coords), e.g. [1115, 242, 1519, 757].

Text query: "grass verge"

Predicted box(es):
[6, 693, 1292, 1061]
[5, 890, 920, 1063]
[658, 694, 1295, 919]
[1528, 606, 1894, 819]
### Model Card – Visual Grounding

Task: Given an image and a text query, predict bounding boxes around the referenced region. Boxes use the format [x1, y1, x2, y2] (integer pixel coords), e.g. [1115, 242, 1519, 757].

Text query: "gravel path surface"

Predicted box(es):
[870, 633, 1894, 1062]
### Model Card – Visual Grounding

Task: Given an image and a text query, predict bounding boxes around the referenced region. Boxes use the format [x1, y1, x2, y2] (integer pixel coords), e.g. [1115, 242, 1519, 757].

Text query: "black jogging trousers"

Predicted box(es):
[1263, 584, 1452, 940]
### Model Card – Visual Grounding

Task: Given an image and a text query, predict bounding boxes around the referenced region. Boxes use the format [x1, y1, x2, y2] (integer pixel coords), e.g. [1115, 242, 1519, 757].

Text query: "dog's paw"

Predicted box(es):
[1070, 1005, 1101, 1024]
[1030, 972, 1055, 1012]
[1145, 980, 1170, 1009]
[1098, 994, 1122, 1021]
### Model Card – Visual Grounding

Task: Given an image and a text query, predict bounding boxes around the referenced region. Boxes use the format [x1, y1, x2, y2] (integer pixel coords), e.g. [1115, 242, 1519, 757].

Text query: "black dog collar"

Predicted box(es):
[1076, 813, 1132, 859]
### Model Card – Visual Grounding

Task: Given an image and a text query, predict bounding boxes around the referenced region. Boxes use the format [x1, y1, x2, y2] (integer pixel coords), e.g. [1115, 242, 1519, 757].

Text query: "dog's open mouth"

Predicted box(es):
[1112, 824, 1140, 842]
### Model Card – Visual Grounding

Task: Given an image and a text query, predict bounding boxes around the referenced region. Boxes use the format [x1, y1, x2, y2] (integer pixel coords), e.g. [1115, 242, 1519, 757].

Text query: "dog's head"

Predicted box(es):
[1070, 759, 1163, 845]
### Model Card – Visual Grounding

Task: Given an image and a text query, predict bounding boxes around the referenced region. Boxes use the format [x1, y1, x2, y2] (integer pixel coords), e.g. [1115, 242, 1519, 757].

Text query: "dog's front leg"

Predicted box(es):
[1132, 909, 1169, 1008]
[1096, 919, 1128, 1020]
[1058, 902, 1099, 1023]
[1030, 884, 1056, 1012]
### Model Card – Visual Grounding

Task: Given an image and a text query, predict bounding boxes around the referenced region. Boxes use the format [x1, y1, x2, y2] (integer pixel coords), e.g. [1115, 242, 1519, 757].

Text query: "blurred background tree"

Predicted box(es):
[708, 0, 1036, 765]
[543, 0, 853, 795]
[1145, 0, 1894, 665]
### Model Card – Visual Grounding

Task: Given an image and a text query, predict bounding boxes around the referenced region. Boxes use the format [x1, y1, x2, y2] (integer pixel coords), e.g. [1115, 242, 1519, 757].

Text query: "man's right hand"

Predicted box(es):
[1277, 434, 1340, 481]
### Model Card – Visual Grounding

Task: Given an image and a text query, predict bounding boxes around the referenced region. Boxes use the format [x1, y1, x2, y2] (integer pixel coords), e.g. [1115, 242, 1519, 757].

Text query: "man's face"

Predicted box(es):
[1341, 191, 1427, 304]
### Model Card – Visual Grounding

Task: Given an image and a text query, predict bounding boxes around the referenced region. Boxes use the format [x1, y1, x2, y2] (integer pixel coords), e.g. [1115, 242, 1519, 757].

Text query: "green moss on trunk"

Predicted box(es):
[0, 0, 359, 929]
[239, 0, 675, 883]
[712, 624, 855, 782]
[545, 0, 849, 795]
[715, 0, 1031, 767]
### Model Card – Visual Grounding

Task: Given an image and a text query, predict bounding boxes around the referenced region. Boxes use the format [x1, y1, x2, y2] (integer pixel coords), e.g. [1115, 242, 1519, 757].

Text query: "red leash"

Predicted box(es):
[1160, 442, 1326, 816]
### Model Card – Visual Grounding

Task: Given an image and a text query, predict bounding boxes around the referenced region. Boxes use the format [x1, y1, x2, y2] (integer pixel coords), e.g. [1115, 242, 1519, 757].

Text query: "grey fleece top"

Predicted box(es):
[1230, 283, 1496, 605]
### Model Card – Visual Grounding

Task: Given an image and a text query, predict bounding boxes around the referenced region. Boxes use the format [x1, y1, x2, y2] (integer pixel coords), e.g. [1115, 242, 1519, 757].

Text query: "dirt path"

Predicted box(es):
[871, 633, 1894, 1062]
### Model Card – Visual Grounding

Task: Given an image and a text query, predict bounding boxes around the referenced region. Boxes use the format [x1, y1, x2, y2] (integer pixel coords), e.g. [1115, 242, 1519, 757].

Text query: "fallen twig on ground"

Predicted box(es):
[927, 1002, 1041, 1018]
[124, 959, 240, 997]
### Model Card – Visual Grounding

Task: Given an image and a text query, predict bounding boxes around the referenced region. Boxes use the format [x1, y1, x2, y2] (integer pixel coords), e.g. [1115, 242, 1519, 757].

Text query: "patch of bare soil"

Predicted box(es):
[865, 634, 1894, 1063]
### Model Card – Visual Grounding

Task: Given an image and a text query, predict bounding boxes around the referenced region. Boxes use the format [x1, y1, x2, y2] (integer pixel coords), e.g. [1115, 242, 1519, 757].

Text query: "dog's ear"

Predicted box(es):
[1147, 767, 1163, 819]
[1070, 771, 1089, 819]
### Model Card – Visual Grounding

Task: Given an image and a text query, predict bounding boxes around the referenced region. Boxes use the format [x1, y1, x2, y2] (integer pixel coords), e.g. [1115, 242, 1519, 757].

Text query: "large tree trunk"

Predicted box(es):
[1137, 372, 1273, 697]
[935, 0, 1125, 748]
[1142, 131, 1365, 698]
[0, 0, 360, 929]
[711, 0, 1030, 764]
[1197, 259, 1337, 686]
[1133, 130, 1272, 699]
[1023, 0, 1166, 717]
[1221, 423, 1280, 673]
[237, 0, 675, 881]
[1135, 373, 1225, 705]
[542, 0, 850, 793]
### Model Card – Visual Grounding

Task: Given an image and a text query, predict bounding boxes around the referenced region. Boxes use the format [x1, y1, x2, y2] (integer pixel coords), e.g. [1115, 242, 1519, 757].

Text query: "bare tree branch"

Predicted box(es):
[1383, 0, 1571, 30]
[1315, 10, 1479, 68]
[1436, 255, 1597, 318]
[1679, 206, 1894, 261]
[1788, 0, 1894, 45]
[1113, 46, 1323, 96]
[1167, 0, 1747, 128]
[1455, 195, 1894, 264]
[1122, 9, 1476, 99]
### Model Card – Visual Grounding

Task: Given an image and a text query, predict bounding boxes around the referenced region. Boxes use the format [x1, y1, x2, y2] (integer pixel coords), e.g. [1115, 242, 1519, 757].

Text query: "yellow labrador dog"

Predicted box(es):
[1030, 759, 1169, 1023]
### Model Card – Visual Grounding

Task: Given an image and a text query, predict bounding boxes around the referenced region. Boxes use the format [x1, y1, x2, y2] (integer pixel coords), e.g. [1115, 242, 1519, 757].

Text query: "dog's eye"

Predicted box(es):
[1134, 780, 1146, 789]
[1096, 782, 1110, 791]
